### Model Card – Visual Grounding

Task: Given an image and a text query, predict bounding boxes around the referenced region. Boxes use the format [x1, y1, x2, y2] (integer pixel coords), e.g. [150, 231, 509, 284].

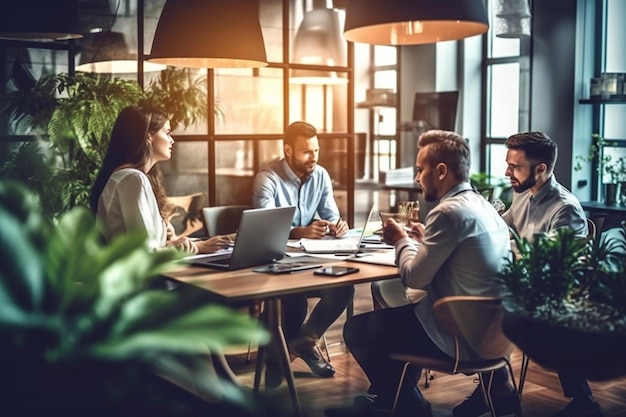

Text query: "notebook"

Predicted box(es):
[186, 206, 296, 270]
[300, 203, 379, 254]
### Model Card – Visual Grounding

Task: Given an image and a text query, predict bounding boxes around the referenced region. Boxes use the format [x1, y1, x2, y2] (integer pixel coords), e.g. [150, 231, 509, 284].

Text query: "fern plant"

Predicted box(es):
[0, 180, 270, 415]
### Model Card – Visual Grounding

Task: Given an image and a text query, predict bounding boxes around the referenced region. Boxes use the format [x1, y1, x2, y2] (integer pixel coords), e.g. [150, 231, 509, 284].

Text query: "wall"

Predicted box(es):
[530, 0, 585, 192]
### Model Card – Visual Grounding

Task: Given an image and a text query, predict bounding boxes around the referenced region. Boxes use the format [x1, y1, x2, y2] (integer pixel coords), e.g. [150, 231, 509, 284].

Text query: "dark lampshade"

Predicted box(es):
[148, 0, 267, 68]
[0, 0, 82, 40]
[76, 31, 166, 73]
[343, 0, 489, 45]
[291, 8, 348, 85]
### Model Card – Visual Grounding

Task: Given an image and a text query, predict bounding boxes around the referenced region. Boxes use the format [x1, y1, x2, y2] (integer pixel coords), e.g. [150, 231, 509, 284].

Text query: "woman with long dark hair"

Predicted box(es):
[90, 105, 229, 253]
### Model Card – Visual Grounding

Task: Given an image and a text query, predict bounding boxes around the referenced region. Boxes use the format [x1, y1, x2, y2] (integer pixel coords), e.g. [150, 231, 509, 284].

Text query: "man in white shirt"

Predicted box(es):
[325, 130, 515, 417]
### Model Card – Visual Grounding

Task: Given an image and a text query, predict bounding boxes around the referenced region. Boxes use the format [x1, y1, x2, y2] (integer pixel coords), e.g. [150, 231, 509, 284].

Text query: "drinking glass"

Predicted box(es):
[396, 200, 420, 224]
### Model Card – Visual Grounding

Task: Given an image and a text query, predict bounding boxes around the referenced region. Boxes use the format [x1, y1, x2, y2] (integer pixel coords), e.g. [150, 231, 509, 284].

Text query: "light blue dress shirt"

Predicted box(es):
[252, 158, 340, 227]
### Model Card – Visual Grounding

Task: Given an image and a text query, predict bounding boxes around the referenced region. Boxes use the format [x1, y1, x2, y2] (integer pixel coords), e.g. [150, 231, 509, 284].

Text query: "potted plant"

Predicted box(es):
[575, 134, 626, 205]
[0, 68, 215, 219]
[497, 228, 626, 381]
[0, 179, 270, 416]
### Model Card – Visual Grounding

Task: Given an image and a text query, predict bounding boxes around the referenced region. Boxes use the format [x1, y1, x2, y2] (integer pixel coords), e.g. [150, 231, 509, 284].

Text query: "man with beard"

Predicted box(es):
[502, 131, 588, 242]
[252, 121, 353, 388]
[325, 130, 515, 417]
[455, 132, 598, 417]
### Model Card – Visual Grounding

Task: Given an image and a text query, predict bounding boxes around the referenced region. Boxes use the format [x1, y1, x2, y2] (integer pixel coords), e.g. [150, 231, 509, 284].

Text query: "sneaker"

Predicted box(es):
[453, 385, 520, 417]
[551, 399, 604, 417]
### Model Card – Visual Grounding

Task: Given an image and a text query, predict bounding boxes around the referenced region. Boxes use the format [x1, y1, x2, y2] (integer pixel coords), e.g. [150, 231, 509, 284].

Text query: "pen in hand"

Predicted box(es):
[331, 218, 342, 236]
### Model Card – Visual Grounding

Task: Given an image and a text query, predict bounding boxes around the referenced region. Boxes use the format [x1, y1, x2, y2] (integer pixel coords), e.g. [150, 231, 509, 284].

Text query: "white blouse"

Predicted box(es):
[97, 168, 167, 251]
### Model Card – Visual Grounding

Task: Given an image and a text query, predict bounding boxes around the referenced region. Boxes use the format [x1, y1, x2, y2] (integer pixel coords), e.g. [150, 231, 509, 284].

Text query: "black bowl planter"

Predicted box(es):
[502, 307, 626, 381]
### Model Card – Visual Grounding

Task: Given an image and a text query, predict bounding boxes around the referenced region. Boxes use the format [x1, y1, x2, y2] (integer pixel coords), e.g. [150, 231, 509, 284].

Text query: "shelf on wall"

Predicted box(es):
[579, 97, 626, 104]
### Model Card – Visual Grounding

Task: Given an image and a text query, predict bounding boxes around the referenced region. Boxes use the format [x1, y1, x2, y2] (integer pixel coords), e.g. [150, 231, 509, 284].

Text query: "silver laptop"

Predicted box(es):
[188, 206, 296, 270]
[300, 203, 378, 255]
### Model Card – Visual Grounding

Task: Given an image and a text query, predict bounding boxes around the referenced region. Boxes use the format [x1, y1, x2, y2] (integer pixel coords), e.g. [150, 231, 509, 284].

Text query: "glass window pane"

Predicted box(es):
[214, 141, 255, 206]
[374, 70, 397, 91]
[604, 104, 626, 139]
[215, 67, 283, 135]
[374, 45, 397, 66]
[486, 142, 509, 181]
[488, 63, 520, 137]
[289, 82, 349, 133]
[161, 142, 208, 196]
[606, 0, 626, 72]
[144, 68, 208, 136]
[377, 107, 396, 136]
[260, 0, 284, 63]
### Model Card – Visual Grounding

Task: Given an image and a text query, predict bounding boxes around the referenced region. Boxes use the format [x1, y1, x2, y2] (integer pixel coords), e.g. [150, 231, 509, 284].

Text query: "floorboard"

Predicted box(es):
[226, 283, 626, 417]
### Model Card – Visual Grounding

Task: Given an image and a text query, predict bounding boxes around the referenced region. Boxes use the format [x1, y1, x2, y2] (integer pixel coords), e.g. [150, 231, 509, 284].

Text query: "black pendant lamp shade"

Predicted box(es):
[291, 8, 347, 85]
[148, 0, 268, 68]
[0, 0, 82, 40]
[77, 31, 167, 73]
[343, 0, 489, 45]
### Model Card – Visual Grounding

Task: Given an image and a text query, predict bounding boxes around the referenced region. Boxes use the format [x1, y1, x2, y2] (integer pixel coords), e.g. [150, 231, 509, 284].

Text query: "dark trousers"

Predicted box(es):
[281, 285, 355, 341]
[559, 371, 593, 399]
[343, 304, 451, 405]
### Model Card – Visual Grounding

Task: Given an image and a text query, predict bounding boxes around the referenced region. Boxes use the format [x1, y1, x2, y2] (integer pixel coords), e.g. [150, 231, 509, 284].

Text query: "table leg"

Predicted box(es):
[253, 298, 302, 417]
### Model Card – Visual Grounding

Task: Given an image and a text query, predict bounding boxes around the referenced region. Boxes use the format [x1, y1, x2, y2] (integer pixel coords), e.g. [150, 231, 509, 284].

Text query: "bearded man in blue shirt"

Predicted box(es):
[252, 121, 353, 388]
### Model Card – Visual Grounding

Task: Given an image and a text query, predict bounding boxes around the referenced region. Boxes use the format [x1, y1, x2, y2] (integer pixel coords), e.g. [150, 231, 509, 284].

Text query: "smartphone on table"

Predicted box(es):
[314, 266, 360, 277]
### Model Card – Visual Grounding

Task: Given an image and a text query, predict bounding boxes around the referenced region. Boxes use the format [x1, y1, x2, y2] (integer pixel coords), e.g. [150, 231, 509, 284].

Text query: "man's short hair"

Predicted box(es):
[284, 121, 317, 148]
[505, 131, 557, 172]
[418, 130, 470, 182]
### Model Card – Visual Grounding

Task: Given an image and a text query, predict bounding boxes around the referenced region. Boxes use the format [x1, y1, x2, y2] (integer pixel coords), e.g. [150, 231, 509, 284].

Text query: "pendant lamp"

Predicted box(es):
[291, 6, 348, 85]
[77, 30, 167, 73]
[343, 0, 489, 45]
[148, 0, 267, 68]
[0, 0, 82, 41]
[494, 0, 531, 39]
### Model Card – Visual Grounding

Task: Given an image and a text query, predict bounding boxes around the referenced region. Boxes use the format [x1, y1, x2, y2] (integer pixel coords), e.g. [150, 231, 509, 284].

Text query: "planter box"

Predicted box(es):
[502, 309, 626, 381]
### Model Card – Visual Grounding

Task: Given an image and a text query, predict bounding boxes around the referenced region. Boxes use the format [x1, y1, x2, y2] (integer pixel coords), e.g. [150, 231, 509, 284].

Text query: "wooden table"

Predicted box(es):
[163, 258, 400, 416]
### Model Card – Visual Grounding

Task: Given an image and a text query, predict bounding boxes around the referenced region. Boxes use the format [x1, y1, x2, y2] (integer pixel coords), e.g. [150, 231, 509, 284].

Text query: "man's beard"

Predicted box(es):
[512, 174, 536, 193]
[290, 157, 315, 179]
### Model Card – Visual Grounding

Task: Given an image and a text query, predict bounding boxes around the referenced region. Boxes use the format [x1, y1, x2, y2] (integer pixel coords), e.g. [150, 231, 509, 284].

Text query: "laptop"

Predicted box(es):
[300, 203, 379, 255]
[187, 206, 296, 270]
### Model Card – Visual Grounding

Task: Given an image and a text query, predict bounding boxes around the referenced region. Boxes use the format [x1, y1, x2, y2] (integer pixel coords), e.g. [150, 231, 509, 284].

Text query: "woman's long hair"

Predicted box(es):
[89, 106, 169, 218]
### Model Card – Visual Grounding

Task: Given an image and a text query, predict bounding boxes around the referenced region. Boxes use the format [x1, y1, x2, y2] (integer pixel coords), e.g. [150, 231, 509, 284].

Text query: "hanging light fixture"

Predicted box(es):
[148, 0, 267, 68]
[494, 0, 532, 39]
[76, 30, 166, 73]
[290, 3, 348, 85]
[0, 0, 82, 41]
[343, 0, 489, 45]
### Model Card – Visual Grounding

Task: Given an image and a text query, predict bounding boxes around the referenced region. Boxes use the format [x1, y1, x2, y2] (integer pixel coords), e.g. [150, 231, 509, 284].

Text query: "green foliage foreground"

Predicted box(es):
[0, 180, 270, 415]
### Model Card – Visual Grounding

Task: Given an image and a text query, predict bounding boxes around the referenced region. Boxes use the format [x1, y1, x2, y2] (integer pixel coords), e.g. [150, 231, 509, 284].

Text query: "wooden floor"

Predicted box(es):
[226, 283, 626, 417]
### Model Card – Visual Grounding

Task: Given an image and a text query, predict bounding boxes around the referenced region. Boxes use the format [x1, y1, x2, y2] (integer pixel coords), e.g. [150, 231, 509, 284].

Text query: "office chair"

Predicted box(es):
[370, 279, 433, 387]
[389, 296, 517, 417]
[202, 205, 259, 361]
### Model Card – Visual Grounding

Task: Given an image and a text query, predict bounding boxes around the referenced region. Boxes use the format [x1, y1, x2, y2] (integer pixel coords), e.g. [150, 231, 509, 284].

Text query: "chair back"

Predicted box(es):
[586, 217, 597, 242]
[202, 205, 249, 236]
[433, 295, 514, 361]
